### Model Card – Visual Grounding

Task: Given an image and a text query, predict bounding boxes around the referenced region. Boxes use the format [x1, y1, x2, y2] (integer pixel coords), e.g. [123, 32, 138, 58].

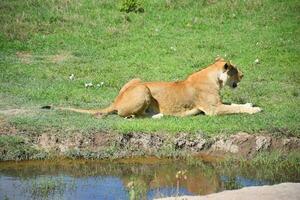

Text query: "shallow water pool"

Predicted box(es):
[0, 156, 298, 200]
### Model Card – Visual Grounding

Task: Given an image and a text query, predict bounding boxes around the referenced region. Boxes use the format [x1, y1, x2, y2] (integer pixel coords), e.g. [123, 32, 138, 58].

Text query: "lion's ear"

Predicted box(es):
[224, 63, 229, 70]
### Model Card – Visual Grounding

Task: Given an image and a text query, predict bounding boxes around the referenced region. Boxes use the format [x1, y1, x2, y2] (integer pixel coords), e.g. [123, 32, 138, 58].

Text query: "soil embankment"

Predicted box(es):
[1, 115, 299, 160]
[1, 117, 299, 160]
[36, 131, 300, 158]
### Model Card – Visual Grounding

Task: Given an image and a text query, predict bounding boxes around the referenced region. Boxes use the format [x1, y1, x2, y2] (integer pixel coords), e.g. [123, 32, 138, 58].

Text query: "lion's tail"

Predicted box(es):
[41, 104, 116, 116]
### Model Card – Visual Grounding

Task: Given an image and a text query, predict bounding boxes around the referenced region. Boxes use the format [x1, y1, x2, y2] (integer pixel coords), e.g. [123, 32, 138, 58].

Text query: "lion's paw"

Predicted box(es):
[244, 103, 253, 107]
[152, 113, 164, 119]
[249, 107, 262, 114]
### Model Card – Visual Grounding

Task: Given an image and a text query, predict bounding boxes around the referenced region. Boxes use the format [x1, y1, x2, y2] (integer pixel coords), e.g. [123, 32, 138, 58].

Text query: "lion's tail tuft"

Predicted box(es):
[41, 105, 52, 109]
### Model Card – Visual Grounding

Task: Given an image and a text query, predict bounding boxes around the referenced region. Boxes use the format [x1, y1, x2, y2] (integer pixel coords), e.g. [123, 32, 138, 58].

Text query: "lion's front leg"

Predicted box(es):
[213, 103, 262, 115]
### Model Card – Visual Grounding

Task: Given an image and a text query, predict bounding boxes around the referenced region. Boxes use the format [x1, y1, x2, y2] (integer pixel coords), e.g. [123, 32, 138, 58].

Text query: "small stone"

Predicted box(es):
[254, 58, 260, 64]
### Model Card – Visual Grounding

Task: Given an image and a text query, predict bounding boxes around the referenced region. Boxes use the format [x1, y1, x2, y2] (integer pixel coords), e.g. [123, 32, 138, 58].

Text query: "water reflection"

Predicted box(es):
[0, 157, 297, 200]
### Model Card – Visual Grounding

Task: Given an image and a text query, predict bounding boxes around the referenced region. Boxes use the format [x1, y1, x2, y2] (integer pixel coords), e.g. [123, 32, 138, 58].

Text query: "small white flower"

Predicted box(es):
[170, 46, 176, 51]
[192, 17, 198, 24]
[69, 74, 75, 80]
[85, 82, 93, 88]
[254, 58, 260, 64]
[186, 23, 192, 27]
[155, 28, 159, 32]
[96, 82, 104, 87]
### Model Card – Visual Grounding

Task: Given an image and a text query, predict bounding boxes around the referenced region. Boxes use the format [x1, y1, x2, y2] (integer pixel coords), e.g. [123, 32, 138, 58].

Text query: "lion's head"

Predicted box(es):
[216, 58, 243, 88]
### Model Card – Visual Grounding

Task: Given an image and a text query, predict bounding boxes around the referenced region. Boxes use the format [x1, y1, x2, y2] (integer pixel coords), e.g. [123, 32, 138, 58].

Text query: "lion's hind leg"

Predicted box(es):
[118, 78, 142, 95]
[114, 84, 152, 118]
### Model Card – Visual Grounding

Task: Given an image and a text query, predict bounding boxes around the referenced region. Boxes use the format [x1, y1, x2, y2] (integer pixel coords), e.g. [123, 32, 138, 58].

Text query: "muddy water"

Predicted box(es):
[0, 157, 298, 200]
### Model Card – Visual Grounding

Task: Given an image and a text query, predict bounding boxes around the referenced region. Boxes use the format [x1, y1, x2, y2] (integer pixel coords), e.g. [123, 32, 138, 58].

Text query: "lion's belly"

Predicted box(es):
[159, 100, 196, 115]
[145, 82, 196, 115]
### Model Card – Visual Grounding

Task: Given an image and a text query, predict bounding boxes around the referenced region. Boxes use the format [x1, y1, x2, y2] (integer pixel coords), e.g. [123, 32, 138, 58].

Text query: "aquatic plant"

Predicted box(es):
[175, 170, 188, 196]
[23, 176, 76, 200]
[127, 177, 148, 200]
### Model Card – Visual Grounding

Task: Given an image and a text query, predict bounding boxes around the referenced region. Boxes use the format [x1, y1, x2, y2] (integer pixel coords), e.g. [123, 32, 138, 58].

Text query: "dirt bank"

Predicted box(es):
[1, 118, 299, 160]
[155, 183, 300, 200]
[35, 131, 300, 158]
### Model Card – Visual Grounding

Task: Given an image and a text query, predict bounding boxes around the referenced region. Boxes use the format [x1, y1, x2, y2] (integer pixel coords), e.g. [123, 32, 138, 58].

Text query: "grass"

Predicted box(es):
[0, 135, 44, 160]
[0, 0, 299, 137]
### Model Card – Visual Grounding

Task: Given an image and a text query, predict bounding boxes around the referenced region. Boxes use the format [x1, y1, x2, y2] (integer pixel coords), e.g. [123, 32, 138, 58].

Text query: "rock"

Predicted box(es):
[255, 136, 272, 151]
[281, 137, 300, 150]
[211, 139, 239, 153]
[93, 132, 115, 147]
[174, 133, 207, 151]
[38, 134, 58, 149]
[175, 134, 186, 149]
[210, 133, 255, 154]
[231, 132, 253, 144]
[119, 133, 164, 151]
[193, 135, 208, 151]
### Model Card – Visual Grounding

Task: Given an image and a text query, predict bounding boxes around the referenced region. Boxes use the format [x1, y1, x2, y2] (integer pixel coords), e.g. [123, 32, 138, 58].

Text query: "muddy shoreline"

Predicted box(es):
[36, 131, 300, 158]
[1, 123, 299, 160]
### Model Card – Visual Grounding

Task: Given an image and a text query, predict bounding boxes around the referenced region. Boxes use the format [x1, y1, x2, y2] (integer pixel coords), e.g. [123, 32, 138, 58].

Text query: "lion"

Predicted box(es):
[43, 58, 262, 118]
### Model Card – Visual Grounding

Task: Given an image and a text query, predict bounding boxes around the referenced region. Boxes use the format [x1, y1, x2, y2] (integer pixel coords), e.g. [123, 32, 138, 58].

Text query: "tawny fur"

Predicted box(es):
[47, 58, 262, 118]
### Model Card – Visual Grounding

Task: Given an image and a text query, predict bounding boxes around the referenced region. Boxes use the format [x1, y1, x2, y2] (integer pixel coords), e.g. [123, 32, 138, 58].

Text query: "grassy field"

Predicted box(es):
[0, 0, 299, 137]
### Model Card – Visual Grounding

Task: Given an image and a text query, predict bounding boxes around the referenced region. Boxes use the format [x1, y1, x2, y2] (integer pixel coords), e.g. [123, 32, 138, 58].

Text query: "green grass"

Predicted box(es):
[0, 135, 45, 160]
[0, 0, 299, 136]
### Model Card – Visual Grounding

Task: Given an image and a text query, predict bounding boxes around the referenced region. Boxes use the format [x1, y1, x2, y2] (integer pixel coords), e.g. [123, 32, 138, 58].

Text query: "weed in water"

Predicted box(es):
[175, 170, 188, 196]
[23, 176, 70, 199]
[127, 176, 147, 200]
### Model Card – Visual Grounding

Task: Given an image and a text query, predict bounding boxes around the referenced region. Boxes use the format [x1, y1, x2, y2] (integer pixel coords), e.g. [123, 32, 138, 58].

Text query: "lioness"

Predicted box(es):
[44, 58, 262, 118]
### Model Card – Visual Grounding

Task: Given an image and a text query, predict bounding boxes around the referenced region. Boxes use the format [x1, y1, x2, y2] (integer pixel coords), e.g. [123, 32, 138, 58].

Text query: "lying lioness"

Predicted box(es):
[44, 58, 261, 118]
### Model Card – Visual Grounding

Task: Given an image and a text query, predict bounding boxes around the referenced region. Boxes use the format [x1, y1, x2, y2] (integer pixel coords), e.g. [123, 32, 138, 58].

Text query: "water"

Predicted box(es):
[0, 156, 298, 200]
